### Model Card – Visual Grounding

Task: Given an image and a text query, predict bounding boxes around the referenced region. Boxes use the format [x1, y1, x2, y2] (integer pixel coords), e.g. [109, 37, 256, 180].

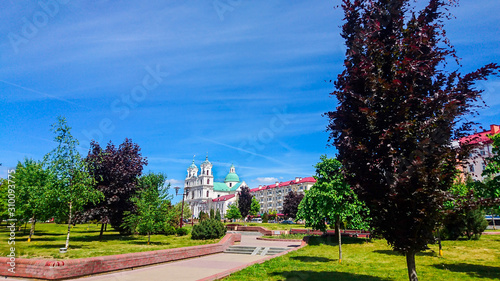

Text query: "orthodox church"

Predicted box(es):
[184, 156, 247, 218]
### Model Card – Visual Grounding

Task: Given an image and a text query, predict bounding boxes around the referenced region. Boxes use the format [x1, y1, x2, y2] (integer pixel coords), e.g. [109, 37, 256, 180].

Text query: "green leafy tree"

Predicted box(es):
[0, 179, 10, 222]
[15, 159, 53, 242]
[122, 172, 171, 244]
[225, 203, 241, 221]
[43, 117, 103, 250]
[442, 179, 488, 240]
[250, 197, 260, 216]
[481, 133, 500, 227]
[238, 186, 252, 219]
[297, 156, 367, 263]
[326, 1, 499, 279]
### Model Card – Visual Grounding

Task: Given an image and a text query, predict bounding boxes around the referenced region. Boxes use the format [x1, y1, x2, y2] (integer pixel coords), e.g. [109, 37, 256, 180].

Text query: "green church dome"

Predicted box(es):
[224, 172, 240, 183]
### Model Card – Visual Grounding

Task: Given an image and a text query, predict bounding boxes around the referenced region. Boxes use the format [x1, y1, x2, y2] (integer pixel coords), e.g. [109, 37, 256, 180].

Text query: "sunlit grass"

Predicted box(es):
[224, 235, 500, 281]
[0, 223, 218, 259]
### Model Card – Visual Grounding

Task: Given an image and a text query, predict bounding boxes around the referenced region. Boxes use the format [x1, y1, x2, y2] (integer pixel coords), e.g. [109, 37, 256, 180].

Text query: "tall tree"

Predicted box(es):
[249, 197, 261, 216]
[238, 186, 252, 219]
[15, 159, 53, 242]
[122, 172, 171, 244]
[297, 156, 367, 263]
[83, 139, 148, 235]
[44, 116, 103, 250]
[283, 191, 304, 220]
[326, 1, 499, 280]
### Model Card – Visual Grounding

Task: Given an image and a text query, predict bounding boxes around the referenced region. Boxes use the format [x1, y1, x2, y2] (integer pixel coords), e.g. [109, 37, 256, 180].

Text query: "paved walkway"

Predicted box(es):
[6, 232, 302, 281]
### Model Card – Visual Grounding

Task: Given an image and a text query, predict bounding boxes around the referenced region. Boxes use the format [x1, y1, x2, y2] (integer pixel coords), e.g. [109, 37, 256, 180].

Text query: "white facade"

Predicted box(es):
[184, 157, 246, 218]
[461, 124, 499, 181]
[250, 177, 316, 214]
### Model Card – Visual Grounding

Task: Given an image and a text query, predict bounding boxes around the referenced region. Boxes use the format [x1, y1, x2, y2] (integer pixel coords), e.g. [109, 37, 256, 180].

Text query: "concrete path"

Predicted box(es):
[5, 232, 302, 281]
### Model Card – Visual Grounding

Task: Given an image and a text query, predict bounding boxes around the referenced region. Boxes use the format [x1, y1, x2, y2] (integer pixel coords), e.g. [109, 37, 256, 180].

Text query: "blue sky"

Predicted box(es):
[1, 0, 499, 202]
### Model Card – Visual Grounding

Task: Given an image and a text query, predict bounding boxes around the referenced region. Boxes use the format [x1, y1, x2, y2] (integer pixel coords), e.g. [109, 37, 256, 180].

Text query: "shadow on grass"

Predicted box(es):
[432, 263, 500, 279]
[270, 270, 390, 281]
[373, 250, 436, 257]
[290, 256, 334, 263]
[307, 236, 368, 246]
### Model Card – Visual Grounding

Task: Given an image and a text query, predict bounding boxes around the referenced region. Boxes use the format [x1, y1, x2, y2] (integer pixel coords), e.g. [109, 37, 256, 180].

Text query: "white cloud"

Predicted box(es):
[166, 178, 182, 186]
[255, 177, 279, 184]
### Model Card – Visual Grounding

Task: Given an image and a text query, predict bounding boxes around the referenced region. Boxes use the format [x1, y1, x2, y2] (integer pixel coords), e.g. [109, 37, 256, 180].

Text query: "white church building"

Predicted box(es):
[184, 156, 247, 218]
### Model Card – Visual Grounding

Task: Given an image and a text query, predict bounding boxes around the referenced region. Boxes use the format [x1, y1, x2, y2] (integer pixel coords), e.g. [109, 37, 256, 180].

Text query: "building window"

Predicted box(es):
[230, 183, 232, 187]
[469, 165, 475, 173]
[207, 179, 210, 184]
[480, 150, 486, 156]
[207, 190, 209, 197]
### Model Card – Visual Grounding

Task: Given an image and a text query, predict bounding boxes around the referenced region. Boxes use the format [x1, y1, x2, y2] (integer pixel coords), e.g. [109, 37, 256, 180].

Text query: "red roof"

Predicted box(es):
[459, 124, 500, 145]
[249, 177, 316, 193]
[212, 194, 235, 202]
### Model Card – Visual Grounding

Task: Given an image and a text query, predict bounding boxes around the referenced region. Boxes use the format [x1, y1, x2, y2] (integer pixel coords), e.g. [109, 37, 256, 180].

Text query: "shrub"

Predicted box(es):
[176, 227, 189, 236]
[191, 219, 226, 240]
[442, 209, 488, 240]
[163, 224, 176, 235]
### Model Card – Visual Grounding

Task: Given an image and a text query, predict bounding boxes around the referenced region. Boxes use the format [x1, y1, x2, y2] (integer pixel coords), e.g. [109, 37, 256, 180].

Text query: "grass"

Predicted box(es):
[0, 222, 219, 259]
[223, 235, 500, 281]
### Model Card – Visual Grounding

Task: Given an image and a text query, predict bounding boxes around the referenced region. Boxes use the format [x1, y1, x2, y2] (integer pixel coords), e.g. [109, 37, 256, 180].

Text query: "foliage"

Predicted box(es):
[442, 208, 488, 240]
[0, 179, 8, 222]
[14, 159, 54, 241]
[225, 203, 241, 221]
[283, 191, 304, 220]
[121, 172, 172, 244]
[297, 156, 368, 232]
[43, 116, 103, 249]
[238, 186, 253, 219]
[481, 133, 500, 213]
[262, 212, 269, 223]
[326, 1, 499, 279]
[176, 227, 189, 236]
[215, 209, 222, 221]
[83, 139, 148, 234]
[250, 197, 260, 216]
[191, 219, 226, 240]
[442, 179, 488, 240]
[209, 208, 215, 219]
[199, 210, 209, 221]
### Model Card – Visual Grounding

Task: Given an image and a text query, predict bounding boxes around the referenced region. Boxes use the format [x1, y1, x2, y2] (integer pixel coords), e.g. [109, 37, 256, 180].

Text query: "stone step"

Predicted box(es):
[224, 246, 289, 256]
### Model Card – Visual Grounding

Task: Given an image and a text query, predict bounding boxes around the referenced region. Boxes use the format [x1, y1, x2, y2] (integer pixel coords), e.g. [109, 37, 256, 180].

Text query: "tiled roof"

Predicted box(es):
[212, 194, 235, 202]
[249, 177, 316, 193]
[459, 124, 500, 145]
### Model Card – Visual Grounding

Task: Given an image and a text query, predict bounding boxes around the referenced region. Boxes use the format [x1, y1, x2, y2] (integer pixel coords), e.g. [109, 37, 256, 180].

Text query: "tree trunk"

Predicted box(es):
[337, 220, 342, 263]
[437, 229, 443, 256]
[65, 202, 73, 249]
[334, 218, 340, 236]
[405, 251, 418, 281]
[28, 216, 36, 242]
[492, 213, 496, 230]
[105, 223, 107, 231]
[99, 223, 105, 241]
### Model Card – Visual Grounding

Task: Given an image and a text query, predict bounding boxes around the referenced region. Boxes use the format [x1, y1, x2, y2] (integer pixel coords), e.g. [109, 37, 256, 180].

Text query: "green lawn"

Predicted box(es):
[0, 223, 219, 259]
[224, 235, 500, 281]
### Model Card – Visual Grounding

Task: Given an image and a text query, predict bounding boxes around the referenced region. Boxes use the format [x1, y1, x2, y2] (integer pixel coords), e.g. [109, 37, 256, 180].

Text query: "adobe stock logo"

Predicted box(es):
[81, 64, 168, 147]
[7, 0, 72, 54]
